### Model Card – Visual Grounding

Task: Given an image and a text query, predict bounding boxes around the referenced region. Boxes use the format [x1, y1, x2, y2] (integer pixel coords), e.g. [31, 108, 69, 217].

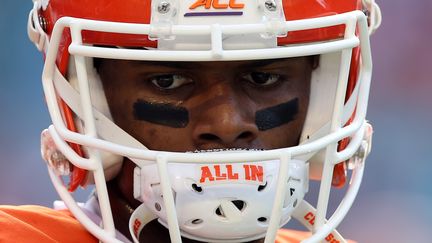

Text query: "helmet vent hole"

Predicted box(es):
[155, 202, 161, 211]
[257, 217, 267, 222]
[293, 199, 298, 208]
[191, 219, 203, 225]
[257, 181, 268, 192]
[191, 183, 203, 193]
[215, 200, 246, 218]
[232, 200, 246, 211]
[215, 207, 223, 216]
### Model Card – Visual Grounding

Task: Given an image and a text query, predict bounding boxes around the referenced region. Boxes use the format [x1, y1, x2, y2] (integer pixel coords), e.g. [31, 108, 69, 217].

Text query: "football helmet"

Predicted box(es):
[28, 0, 381, 242]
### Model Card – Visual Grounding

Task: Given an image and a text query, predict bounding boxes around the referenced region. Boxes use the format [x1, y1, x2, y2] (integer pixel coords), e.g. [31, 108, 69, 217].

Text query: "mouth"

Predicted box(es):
[187, 148, 266, 153]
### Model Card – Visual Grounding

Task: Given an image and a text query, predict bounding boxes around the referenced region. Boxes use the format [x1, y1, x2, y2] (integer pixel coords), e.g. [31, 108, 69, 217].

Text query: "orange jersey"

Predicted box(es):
[0, 205, 317, 243]
[0, 205, 98, 243]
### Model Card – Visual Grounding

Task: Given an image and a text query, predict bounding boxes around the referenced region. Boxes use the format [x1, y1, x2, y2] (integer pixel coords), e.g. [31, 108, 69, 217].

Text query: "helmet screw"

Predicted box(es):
[265, 0, 277, 11]
[38, 15, 48, 32]
[158, 1, 171, 14]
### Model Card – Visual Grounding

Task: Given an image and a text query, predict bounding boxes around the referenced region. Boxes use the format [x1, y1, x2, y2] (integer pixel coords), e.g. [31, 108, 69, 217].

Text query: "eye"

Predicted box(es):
[243, 72, 281, 86]
[150, 74, 193, 90]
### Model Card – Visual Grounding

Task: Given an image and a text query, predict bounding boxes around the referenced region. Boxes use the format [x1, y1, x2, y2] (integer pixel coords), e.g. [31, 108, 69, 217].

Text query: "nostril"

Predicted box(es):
[198, 131, 255, 145]
[200, 133, 220, 141]
[237, 131, 253, 140]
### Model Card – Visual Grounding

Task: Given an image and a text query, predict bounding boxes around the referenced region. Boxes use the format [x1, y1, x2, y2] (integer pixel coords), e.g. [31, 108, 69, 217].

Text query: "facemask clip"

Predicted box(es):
[258, 0, 287, 39]
[149, 0, 179, 41]
[348, 122, 373, 169]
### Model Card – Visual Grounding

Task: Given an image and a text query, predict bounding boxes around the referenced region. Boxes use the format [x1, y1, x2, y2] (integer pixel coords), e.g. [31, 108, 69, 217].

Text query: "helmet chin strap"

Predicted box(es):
[292, 201, 346, 243]
[128, 204, 157, 243]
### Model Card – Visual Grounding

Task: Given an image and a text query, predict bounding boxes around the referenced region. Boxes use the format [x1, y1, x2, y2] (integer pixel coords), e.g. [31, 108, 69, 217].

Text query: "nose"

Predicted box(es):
[192, 82, 259, 149]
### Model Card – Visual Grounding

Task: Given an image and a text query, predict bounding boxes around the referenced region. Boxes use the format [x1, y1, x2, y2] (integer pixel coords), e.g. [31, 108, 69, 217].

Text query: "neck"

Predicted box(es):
[107, 159, 141, 241]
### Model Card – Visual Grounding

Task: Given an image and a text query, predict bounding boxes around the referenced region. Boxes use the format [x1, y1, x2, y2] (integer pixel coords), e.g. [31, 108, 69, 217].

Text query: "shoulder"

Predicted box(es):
[276, 228, 311, 243]
[0, 205, 98, 243]
[276, 228, 356, 243]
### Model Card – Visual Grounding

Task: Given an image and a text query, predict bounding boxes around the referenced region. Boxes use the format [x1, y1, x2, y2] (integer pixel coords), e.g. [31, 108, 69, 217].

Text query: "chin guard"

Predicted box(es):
[132, 159, 308, 242]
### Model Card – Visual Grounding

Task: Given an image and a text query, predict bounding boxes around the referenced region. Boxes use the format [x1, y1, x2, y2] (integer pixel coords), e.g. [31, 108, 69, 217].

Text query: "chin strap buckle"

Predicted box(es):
[41, 129, 72, 176]
[348, 122, 373, 169]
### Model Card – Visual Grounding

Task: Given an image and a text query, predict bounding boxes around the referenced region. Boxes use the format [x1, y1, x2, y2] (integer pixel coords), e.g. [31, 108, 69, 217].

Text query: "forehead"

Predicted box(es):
[116, 57, 312, 70]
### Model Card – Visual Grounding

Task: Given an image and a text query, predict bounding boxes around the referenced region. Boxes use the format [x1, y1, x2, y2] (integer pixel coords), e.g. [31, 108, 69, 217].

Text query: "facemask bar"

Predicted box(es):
[35, 6, 372, 243]
[42, 11, 371, 156]
[314, 17, 357, 235]
[65, 17, 360, 61]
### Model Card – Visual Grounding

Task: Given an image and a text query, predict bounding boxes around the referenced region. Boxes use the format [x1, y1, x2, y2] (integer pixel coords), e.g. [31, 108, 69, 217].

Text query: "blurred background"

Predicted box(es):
[0, 1, 431, 242]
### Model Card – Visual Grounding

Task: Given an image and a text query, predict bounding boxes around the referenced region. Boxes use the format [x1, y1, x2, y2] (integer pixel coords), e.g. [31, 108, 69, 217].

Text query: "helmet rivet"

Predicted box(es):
[38, 15, 48, 32]
[158, 2, 171, 14]
[265, 0, 277, 11]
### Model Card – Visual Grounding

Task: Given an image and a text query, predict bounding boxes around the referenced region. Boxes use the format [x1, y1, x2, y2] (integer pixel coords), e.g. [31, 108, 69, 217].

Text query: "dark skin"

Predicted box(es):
[96, 56, 318, 243]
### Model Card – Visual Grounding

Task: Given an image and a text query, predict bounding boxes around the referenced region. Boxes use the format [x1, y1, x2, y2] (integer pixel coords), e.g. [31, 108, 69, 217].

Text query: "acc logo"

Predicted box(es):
[185, 0, 245, 17]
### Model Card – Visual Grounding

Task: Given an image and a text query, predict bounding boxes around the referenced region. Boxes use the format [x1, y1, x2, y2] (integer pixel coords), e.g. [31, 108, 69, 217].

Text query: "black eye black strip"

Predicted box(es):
[255, 98, 299, 131]
[133, 99, 189, 128]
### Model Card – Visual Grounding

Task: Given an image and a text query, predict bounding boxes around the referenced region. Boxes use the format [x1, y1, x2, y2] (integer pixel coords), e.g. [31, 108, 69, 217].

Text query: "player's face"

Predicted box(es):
[98, 57, 315, 152]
